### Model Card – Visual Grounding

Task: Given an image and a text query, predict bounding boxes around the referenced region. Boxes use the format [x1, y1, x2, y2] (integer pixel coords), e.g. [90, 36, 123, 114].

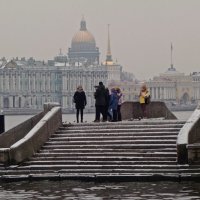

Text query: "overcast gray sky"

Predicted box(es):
[0, 0, 200, 80]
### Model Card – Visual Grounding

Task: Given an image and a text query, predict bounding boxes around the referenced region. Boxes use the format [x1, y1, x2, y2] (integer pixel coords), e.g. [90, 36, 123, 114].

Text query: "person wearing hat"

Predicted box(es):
[73, 85, 87, 123]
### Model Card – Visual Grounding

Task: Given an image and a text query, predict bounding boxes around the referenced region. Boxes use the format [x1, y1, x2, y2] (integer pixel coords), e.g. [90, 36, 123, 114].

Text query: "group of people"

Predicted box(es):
[93, 82, 123, 123]
[73, 81, 150, 123]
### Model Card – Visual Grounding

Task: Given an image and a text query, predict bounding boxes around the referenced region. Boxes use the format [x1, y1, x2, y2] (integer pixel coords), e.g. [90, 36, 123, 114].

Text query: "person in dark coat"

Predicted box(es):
[109, 88, 119, 122]
[105, 87, 112, 121]
[116, 87, 123, 121]
[73, 85, 87, 123]
[94, 81, 107, 122]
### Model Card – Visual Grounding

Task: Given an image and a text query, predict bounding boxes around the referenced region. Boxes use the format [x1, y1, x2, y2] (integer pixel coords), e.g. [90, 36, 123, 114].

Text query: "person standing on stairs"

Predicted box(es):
[116, 87, 123, 121]
[139, 84, 150, 119]
[73, 85, 87, 123]
[93, 81, 107, 122]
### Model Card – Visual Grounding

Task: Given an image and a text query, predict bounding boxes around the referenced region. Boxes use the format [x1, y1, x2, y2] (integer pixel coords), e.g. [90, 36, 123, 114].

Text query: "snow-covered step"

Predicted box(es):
[45, 140, 176, 146]
[50, 136, 178, 141]
[30, 156, 176, 161]
[16, 164, 181, 170]
[34, 152, 177, 157]
[57, 128, 181, 134]
[54, 132, 179, 137]
[42, 144, 177, 149]
[62, 124, 184, 130]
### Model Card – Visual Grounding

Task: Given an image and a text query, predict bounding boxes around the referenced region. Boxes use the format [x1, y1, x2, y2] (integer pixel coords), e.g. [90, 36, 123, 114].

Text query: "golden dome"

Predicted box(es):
[71, 17, 96, 49]
[72, 30, 95, 44]
[68, 17, 100, 64]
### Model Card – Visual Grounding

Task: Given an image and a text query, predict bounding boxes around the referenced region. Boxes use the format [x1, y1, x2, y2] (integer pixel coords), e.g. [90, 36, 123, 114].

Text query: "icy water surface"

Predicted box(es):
[0, 181, 200, 199]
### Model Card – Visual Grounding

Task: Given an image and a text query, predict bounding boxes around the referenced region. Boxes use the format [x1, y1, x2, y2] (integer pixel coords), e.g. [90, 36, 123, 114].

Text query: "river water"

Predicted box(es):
[2, 111, 200, 200]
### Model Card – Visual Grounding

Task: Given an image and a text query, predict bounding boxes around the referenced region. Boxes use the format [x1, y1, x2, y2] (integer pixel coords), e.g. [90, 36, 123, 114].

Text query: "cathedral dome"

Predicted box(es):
[68, 17, 100, 64]
[72, 30, 95, 44]
[71, 18, 96, 51]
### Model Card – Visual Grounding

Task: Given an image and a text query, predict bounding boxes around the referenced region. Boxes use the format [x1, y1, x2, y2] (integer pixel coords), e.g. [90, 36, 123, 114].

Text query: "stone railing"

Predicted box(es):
[177, 105, 200, 164]
[121, 101, 177, 120]
[0, 103, 62, 165]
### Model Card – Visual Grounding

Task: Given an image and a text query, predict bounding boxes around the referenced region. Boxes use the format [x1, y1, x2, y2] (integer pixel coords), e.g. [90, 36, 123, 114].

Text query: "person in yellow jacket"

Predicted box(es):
[139, 84, 150, 119]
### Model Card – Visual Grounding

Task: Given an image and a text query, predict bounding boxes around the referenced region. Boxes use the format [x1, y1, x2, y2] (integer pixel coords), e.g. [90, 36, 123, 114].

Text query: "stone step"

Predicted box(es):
[54, 132, 179, 137]
[40, 148, 177, 153]
[56, 128, 181, 134]
[42, 144, 177, 149]
[50, 135, 178, 141]
[24, 160, 177, 165]
[45, 140, 176, 146]
[62, 124, 184, 130]
[63, 120, 186, 127]
[16, 164, 181, 171]
[2, 167, 200, 176]
[35, 152, 177, 157]
[30, 156, 176, 161]
[0, 169, 183, 176]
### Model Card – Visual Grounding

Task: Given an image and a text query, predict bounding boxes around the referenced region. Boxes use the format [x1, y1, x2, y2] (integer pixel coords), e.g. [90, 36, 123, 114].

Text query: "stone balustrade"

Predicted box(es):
[177, 104, 200, 164]
[0, 103, 62, 164]
[121, 101, 177, 120]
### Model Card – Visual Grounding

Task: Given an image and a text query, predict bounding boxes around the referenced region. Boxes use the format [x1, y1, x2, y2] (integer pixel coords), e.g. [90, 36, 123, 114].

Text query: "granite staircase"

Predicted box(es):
[1, 120, 200, 181]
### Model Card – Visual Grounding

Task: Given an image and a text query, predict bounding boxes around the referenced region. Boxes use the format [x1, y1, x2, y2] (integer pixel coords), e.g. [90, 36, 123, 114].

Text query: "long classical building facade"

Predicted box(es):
[0, 57, 109, 112]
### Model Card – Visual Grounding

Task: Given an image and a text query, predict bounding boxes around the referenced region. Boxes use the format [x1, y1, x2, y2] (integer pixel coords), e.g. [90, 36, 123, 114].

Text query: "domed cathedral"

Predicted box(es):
[68, 17, 100, 65]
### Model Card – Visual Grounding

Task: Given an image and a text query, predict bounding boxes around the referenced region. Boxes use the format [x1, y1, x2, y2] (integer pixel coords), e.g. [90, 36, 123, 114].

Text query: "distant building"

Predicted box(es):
[0, 18, 123, 112]
[68, 17, 100, 65]
[147, 65, 200, 105]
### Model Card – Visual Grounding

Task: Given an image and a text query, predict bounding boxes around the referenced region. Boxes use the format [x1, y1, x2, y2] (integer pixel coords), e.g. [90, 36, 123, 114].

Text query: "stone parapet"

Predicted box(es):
[121, 101, 177, 120]
[187, 143, 200, 164]
[0, 103, 62, 164]
[0, 112, 45, 148]
[177, 104, 200, 164]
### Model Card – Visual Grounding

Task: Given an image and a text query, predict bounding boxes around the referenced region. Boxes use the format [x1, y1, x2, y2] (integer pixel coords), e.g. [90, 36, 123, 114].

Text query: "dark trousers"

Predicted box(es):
[140, 103, 147, 118]
[112, 109, 118, 122]
[95, 105, 106, 121]
[117, 105, 122, 121]
[76, 108, 83, 123]
[107, 110, 112, 121]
